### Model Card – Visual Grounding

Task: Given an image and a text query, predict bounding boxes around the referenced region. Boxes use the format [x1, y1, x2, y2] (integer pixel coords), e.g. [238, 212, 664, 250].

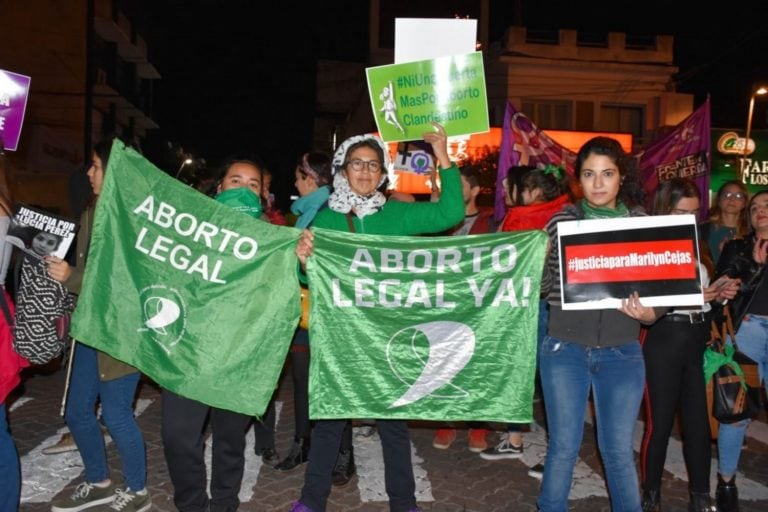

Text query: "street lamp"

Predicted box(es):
[742, 85, 768, 181]
[175, 157, 193, 179]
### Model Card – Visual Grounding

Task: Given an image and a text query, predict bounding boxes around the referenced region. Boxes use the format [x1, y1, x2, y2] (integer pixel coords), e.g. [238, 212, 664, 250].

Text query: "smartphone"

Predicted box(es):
[711, 276, 734, 290]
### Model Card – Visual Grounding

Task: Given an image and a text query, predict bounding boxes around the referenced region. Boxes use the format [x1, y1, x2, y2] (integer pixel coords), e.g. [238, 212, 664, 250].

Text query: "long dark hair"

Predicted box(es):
[575, 137, 645, 208]
[653, 178, 714, 277]
[87, 138, 118, 206]
[92, 139, 114, 169]
[652, 177, 700, 215]
[520, 167, 574, 203]
[209, 154, 265, 197]
[748, 190, 768, 232]
[706, 180, 750, 237]
[297, 151, 332, 186]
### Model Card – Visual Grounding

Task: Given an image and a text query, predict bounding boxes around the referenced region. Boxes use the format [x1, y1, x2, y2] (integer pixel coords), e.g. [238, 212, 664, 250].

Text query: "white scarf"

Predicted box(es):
[327, 172, 387, 219]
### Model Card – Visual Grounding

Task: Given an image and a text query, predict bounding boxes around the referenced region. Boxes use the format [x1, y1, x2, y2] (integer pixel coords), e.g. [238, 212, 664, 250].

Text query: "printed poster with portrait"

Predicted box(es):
[557, 215, 703, 310]
[6, 204, 78, 259]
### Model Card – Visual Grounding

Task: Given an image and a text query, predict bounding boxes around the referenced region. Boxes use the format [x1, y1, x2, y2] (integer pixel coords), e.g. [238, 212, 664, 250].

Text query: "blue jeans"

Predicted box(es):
[718, 314, 768, 477]
[65, 343, 146, 490]
[538, 336, 645, 512]
[0, 403, 20, 512]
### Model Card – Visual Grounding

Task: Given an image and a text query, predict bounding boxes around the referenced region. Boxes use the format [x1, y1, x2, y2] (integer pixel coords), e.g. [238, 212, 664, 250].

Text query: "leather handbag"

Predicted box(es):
[704, 305, 761, 431]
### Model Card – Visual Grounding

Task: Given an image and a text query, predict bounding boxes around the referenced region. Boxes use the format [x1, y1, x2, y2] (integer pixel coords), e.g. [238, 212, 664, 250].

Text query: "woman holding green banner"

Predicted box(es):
[537, 137, 664, 512]
[161, 155, 266, 512]
[47, 139, 151, 512]
[290, 122, 464, 512]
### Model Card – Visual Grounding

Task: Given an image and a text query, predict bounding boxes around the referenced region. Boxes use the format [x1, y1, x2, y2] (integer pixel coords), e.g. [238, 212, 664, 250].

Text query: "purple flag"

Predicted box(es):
[635, 99, 711, 218]
[494, 102, 576, 221]
[0, 68, 32, 152]
[495, 100, 711, 221]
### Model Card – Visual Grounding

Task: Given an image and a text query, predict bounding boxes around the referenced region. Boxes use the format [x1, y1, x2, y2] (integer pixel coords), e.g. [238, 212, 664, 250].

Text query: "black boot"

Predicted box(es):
[331, 448, 356, 487]
[256, 446, 280, 466]
[641, 487, 661, 512]
[689, 491, 718, 512]
[716, 474, 739, 512]
[274, 437, 310, 471]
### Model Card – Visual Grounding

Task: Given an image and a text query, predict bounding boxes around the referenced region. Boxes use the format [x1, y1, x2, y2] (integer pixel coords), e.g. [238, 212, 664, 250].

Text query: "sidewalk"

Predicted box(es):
[11, 363, 768, 512]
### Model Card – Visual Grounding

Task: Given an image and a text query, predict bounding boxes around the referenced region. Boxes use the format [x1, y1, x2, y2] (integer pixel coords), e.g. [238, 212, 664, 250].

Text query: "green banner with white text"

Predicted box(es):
[307, 228, 547, 422]
[70, 142, 301, 416]
[366, 52, 489, 143]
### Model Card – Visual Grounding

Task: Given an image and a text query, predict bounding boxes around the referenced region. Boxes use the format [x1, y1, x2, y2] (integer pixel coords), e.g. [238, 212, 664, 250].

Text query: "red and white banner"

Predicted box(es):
[557, 215, 703, 310]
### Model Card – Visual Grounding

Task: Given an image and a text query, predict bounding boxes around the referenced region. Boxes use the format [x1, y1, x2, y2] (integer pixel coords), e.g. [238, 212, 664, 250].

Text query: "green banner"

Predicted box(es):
[306, 228, 547, 422]
[366, 52, 489, 143]
[70, 142, 301, 416]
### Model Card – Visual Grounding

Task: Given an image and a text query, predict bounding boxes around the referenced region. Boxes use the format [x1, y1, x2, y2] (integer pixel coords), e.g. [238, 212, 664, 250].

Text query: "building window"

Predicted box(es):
[599, 104, 643, 141]
[521, 100, 572, 130]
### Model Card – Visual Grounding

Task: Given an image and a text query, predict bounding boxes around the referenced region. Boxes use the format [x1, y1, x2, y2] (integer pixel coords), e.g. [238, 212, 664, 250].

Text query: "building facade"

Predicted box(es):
[0, 0, 160, 215]
[312, 0, 693, 154]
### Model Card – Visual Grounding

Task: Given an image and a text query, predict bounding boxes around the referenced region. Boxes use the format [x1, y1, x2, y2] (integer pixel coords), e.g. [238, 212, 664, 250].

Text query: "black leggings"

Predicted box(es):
[640, 316, 711, 493]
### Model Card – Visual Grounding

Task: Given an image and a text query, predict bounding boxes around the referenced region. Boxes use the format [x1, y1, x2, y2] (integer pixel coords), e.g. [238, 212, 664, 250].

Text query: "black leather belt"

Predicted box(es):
[666, 312, 706, 324]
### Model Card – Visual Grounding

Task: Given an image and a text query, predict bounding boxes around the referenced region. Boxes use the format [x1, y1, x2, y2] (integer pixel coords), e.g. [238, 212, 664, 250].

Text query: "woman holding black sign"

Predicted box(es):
[537, 137, 664, 512]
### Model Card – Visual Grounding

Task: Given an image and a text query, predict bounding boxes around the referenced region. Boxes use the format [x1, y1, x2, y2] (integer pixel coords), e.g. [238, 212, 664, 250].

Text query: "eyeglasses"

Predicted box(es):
[671, 208, 700, 215]
[723, 192, 746, 201]
[347, 159, 382, 173]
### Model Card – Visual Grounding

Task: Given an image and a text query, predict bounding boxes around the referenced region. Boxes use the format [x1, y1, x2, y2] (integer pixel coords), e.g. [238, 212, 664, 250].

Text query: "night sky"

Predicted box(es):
[134, 1, 768, 202]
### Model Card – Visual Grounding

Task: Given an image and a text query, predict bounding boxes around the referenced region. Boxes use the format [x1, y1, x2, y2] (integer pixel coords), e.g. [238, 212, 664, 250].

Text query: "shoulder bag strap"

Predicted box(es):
[0, 289, 12, 327]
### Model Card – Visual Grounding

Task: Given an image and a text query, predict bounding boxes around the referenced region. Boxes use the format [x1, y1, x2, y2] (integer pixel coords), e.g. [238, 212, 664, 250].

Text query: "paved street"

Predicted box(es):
[9, 362, 768, 512]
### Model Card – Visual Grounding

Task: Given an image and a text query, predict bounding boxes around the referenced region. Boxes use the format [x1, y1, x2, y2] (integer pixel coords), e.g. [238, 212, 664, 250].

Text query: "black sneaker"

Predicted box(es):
[257, 447, 280, 466]
[331, 449, 356, 487]
[479, 437, 523, 460]
[528, 463, 544, 480]
[274, 438, 310, 471]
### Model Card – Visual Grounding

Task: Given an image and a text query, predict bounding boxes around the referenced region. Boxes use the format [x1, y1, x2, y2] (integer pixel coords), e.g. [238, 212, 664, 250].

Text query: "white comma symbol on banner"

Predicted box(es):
[387, 321, 475, 408]
[143, 296, 181, 335]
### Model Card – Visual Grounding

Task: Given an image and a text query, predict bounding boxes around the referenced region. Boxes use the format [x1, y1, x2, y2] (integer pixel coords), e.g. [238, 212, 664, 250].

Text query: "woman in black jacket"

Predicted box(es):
[711, 189, 768, 512]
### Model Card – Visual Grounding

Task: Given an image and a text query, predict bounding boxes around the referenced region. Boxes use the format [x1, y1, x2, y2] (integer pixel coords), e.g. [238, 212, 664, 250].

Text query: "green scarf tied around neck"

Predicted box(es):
[580, 198, 630, 219]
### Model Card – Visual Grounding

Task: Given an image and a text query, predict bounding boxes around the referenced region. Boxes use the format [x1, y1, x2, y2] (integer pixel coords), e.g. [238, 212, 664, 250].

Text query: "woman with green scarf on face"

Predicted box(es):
[161, 156, 267, 512]
[537, 137, 666, 512]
